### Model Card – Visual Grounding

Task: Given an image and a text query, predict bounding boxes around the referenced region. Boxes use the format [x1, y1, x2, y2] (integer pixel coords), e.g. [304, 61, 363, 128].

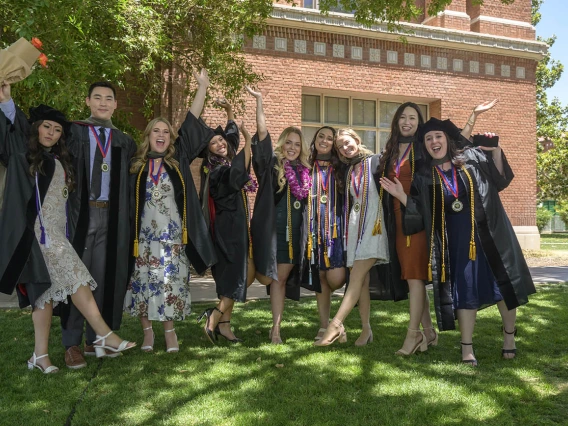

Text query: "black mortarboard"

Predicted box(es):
[420, 117, 461, 142]
[29, 104, 71, 135]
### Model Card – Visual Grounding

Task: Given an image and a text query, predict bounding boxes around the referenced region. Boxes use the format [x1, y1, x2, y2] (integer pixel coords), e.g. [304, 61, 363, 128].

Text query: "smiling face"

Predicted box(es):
[86, 87, 117, 121]
[336, 133, 360, 159]
[283, 132, 302, 161]
[148, 121, 171, 153]
[424, 130, 448, 160]
[314, 128, 334, 155]
[37, 120, 63, 148]
[398, 106, 420, 138]
[209, 135, 228, 157]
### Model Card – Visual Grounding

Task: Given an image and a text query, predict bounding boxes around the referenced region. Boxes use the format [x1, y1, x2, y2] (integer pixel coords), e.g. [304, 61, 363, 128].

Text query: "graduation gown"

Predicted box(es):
[129, 110, 217, 283]
[251, 133, 307, 301]
[0, 109, 53, 304]
[402, 148, 536, 331]
[65, 122, 136, 330]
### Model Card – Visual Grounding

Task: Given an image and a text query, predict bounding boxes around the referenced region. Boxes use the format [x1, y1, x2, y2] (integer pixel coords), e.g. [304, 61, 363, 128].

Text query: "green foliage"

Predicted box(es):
[536, 206, 553, 232]
[555, 200, 568, 225]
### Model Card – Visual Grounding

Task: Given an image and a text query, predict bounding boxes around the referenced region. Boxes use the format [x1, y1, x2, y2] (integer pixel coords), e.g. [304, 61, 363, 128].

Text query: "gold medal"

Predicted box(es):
[62, 186, 69, 199]
[353, 203, 361, 212]
[152, 189, 161, 200]
[452, 199, 463, 212]
[320, 194, 328, 204]
[101, 163, 109, 172]
[293, 200, 301, 210]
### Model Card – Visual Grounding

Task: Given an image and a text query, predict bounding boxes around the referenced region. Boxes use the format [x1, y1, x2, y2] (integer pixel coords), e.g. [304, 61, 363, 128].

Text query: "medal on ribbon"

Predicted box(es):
[90, 126, 112, 173]
[150, 161, 163, 201]
[435, 165, 463, 212]
[394, 142, 412, 178]
[293, 200, 301, 210]
[315, 161, 331, 204]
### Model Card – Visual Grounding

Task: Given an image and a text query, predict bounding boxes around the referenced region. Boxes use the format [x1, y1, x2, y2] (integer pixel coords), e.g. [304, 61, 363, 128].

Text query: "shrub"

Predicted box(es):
[536, 206, 553, 232]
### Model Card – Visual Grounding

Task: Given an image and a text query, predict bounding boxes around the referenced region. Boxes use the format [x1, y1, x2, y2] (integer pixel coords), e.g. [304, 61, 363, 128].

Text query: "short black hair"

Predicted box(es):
[88, 81, 116, 98]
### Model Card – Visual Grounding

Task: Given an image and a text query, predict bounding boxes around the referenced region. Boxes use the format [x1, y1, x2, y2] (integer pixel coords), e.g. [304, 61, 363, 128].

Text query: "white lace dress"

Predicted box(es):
[34, 160, 97, 309]
[346, 157, 389, 267]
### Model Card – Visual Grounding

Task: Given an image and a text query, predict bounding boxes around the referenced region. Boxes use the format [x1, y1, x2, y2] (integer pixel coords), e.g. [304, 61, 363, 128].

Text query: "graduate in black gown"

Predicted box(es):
[197, 75, 267, 344]
[380, 118, 535, 366]
[0, 81, 135, 374]
[246, 87, 311, 344]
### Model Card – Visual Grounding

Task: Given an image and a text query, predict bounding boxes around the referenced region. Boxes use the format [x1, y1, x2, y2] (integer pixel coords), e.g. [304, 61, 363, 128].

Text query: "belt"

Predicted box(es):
[89, 200, 109, 208]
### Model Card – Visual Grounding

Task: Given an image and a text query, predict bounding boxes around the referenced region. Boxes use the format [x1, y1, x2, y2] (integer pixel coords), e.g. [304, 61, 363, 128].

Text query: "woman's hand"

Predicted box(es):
[193, 68, 209, 88]
[245, 85, 262, 99]
[477, 132, 501, 152]
[214, 97, 232, 111]
[379, 177, 406, 203]
[239, 121, 251, 143]
[473, 99, 498, 117]
[0, 81, 11, 103]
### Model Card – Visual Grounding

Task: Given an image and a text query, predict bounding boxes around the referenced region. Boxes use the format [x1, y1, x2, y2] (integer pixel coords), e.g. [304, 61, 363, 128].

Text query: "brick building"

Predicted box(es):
[138, 0, 547, 249]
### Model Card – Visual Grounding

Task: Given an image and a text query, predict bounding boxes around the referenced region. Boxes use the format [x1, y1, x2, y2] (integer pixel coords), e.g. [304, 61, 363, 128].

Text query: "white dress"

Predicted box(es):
[346, 157, 389, 267]
[34, 160, 97, 309]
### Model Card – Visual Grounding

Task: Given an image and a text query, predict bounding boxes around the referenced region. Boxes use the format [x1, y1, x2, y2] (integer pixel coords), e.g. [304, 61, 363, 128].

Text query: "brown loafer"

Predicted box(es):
[65, 346, 87, 369]
[84, 344, 122, 358]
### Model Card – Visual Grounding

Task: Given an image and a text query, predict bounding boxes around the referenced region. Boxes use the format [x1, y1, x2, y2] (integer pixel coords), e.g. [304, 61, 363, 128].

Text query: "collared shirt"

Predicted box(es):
[88, 126, 112, 201]
[0, 99, 16, 124]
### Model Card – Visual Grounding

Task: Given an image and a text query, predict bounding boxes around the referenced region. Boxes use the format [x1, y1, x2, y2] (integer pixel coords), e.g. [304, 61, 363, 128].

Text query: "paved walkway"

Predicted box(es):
[0, 266, 565, 309]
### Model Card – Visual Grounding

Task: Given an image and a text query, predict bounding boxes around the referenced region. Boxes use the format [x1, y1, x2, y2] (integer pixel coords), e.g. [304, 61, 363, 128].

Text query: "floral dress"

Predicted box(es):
[124, 167, 191, 321]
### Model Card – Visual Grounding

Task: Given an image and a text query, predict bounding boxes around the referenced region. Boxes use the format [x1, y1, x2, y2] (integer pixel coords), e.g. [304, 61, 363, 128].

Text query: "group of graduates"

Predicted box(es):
[0, 62, 536, 374]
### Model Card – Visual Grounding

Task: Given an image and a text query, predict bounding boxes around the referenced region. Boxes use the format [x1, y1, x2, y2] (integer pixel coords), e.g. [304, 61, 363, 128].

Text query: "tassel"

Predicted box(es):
[428, 263, 432, 282]
[40, 226, 46, 245]
[333, 222, 338, 239]
[249, 244, 253, 259]
[406, 235, 411, 247]
[469, 241, 476, 261]
[133, 240, 139, 257]
[441, 265, 446, 283]
[372, 218, 382, 235]
[289, 244, 294, 262]
[324, 253, 330, 268]
[307, 238, 312, 260]
[182, 227, 188, 245]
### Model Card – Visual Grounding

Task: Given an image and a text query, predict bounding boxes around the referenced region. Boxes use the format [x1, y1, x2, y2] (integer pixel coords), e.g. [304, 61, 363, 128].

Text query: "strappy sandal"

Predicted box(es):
[461, 342, 478, 367]
[28, 353, 59, 374]
[141, 326, 154, 352]
[313, 318, 347, 347]
[423, 327, 439, 346]
[197, 306, 223, 345]
[395, 329, 428, 356]
[93, 331, 136, 358]
[165, 328, 179, 353]
[214, 321, 243, 343]
[502, 327, 517, 359]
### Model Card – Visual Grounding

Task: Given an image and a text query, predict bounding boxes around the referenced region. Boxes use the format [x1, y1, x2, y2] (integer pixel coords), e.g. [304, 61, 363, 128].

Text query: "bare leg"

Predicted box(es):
[70, 285, 134, 349]
[30, 302, 55, 370]
[163, 320, 178, 351]
[497, 300, 517, 359]
[457, 309, 477, 363]
[269, 263, 294, 343]
[355, 272, 373, 346]
[398, 279, 428, 353]
[140, 316, 154, 350]
[247, 257, 256, 288]
[217, 299, 238, 341]
[420, 287, 437, 343]
[316, 272, 332, 331]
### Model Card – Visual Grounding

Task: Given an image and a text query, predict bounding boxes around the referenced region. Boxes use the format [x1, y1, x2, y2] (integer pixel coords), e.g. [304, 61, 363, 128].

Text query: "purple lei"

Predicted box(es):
[205, 156, 258, 193]
[283, 160, 311, 200]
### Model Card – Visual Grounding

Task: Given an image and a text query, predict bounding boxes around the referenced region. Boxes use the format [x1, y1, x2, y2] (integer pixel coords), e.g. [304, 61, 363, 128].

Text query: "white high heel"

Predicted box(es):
[27, 353, 59, 374]
[165, 328, 179, 353]
[93, 331, 136, 358]
[141, 326, 154, 352]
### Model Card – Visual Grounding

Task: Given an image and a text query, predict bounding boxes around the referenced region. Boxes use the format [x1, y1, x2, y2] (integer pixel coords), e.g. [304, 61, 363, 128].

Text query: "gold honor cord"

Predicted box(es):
[427, 170, 436, 282]
[307, 174, 313, 261]
[242, 189, 253, 259]
[333, 179, 338, 239]
[462, 167, 477, 261]
[407, 144, 415, 247]
[287, 185, 293, 262]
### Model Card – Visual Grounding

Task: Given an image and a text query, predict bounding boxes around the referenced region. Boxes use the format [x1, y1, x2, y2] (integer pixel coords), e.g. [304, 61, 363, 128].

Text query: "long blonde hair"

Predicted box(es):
[130, 118, 179, 173]
[274, 126, 311, 193]
[336, 128, 374, 163]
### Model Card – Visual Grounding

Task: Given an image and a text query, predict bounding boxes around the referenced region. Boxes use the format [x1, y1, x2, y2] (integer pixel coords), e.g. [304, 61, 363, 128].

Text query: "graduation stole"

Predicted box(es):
[427, 165, 476, 282]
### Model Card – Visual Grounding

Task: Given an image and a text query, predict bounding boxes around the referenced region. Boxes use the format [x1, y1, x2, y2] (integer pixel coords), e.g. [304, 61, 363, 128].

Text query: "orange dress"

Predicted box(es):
[387, 157, 429, 281]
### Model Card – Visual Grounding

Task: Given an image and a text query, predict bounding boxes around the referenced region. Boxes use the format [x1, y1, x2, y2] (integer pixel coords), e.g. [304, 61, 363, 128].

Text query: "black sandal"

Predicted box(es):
[197, 307, 224, 344]
[215, 321, 243, 344]
[461, 342, 478, 367]
[502, 327, 517, 359]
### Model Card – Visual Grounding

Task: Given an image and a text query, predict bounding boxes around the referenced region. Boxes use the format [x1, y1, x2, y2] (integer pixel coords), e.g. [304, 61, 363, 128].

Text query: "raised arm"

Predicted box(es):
[0, 81, 16, 124]
[215, 97, 235, 122]
[189, 68, 209, 118]
[460, 99, 498, 140]
[239, 121, 252, 171]
[246, 86, 267, 141]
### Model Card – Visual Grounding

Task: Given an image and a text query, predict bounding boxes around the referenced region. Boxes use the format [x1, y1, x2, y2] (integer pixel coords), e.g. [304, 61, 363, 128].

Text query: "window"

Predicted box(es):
[302, 0, 353, 14]
[301, 94, 429, 153]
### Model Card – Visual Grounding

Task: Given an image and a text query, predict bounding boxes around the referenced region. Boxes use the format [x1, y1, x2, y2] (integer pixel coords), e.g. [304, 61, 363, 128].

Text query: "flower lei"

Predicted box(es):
[283, 160, 311, 199]
[203, 156, 258, 193]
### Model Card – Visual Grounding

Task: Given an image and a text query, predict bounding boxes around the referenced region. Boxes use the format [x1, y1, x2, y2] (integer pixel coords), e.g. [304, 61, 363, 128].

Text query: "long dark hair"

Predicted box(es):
[308, 126, 345, 193]
[27, 121, 75, 191]
[378, 102, 425, 177]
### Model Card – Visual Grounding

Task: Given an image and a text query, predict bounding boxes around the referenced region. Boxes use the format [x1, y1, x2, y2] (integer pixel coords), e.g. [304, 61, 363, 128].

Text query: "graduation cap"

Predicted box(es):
[29, 104, 71, 136]
[420, 117, 461, 142]
[0, 38, 41, 84]
[212, 124, 239, 153]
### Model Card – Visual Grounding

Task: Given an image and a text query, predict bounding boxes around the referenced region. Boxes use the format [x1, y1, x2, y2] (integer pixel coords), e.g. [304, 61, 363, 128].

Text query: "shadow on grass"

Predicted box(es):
[1, 283, 567, 425]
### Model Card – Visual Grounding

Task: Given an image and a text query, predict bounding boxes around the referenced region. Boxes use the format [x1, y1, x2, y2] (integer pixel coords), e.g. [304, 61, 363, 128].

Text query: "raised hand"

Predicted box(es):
[245, 85, 262, 99]
[239, 121, 251, 142]
[379, 177, 406, 203]
[193, 68, 210, 88]
[473, 99, 498, 116]
[214, 97, 232, 110]
[0, 81, 11, 103]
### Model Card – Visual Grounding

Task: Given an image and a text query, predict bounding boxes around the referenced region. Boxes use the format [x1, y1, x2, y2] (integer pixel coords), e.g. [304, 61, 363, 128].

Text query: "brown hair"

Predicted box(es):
[130, 118, 179, 173]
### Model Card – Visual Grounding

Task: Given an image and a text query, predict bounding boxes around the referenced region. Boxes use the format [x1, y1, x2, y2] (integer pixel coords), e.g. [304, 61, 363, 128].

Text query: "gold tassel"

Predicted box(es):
[249, 244, 253, 259]
[333, 222, 338, 239]
[289, 244, 294, 261]
[182, 227, 188, 245]
[428, 263, 432, 282]
[441, 266, 446, 283]
[133, 240, 139, 258]
[372, 217, 382, 235]
[324, 253, 330, 268]
[406, 235, 411, 247]
[307, 237, 312, 260]
[469, 241, 476, 261]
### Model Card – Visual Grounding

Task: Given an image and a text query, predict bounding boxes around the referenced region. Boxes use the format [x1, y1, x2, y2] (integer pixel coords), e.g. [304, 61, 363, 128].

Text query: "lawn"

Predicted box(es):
[1, 284, 567, 426]
[540, 233, 568, 250]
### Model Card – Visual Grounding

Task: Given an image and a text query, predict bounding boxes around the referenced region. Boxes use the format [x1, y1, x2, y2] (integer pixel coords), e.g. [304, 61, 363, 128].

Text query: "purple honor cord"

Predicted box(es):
[35, 173, 50, 248]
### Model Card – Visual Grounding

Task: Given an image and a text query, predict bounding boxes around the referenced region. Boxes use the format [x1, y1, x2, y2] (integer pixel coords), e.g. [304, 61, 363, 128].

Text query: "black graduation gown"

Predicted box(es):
[0, 109, 54, 305]
[65, 122, 136, 330]
[402, 148, 536, 331]
[251, 133, 307, 301]
[129, 113, 218, 283]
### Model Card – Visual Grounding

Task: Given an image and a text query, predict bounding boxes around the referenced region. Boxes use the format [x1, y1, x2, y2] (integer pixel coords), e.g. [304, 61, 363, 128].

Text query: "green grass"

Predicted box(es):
[1, 284, 567, 426]
[541, 233, 568, 250]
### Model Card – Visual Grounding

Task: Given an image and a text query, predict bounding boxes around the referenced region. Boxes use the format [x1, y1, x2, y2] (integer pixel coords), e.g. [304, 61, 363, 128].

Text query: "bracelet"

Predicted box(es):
[467, 113, 475, 127]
